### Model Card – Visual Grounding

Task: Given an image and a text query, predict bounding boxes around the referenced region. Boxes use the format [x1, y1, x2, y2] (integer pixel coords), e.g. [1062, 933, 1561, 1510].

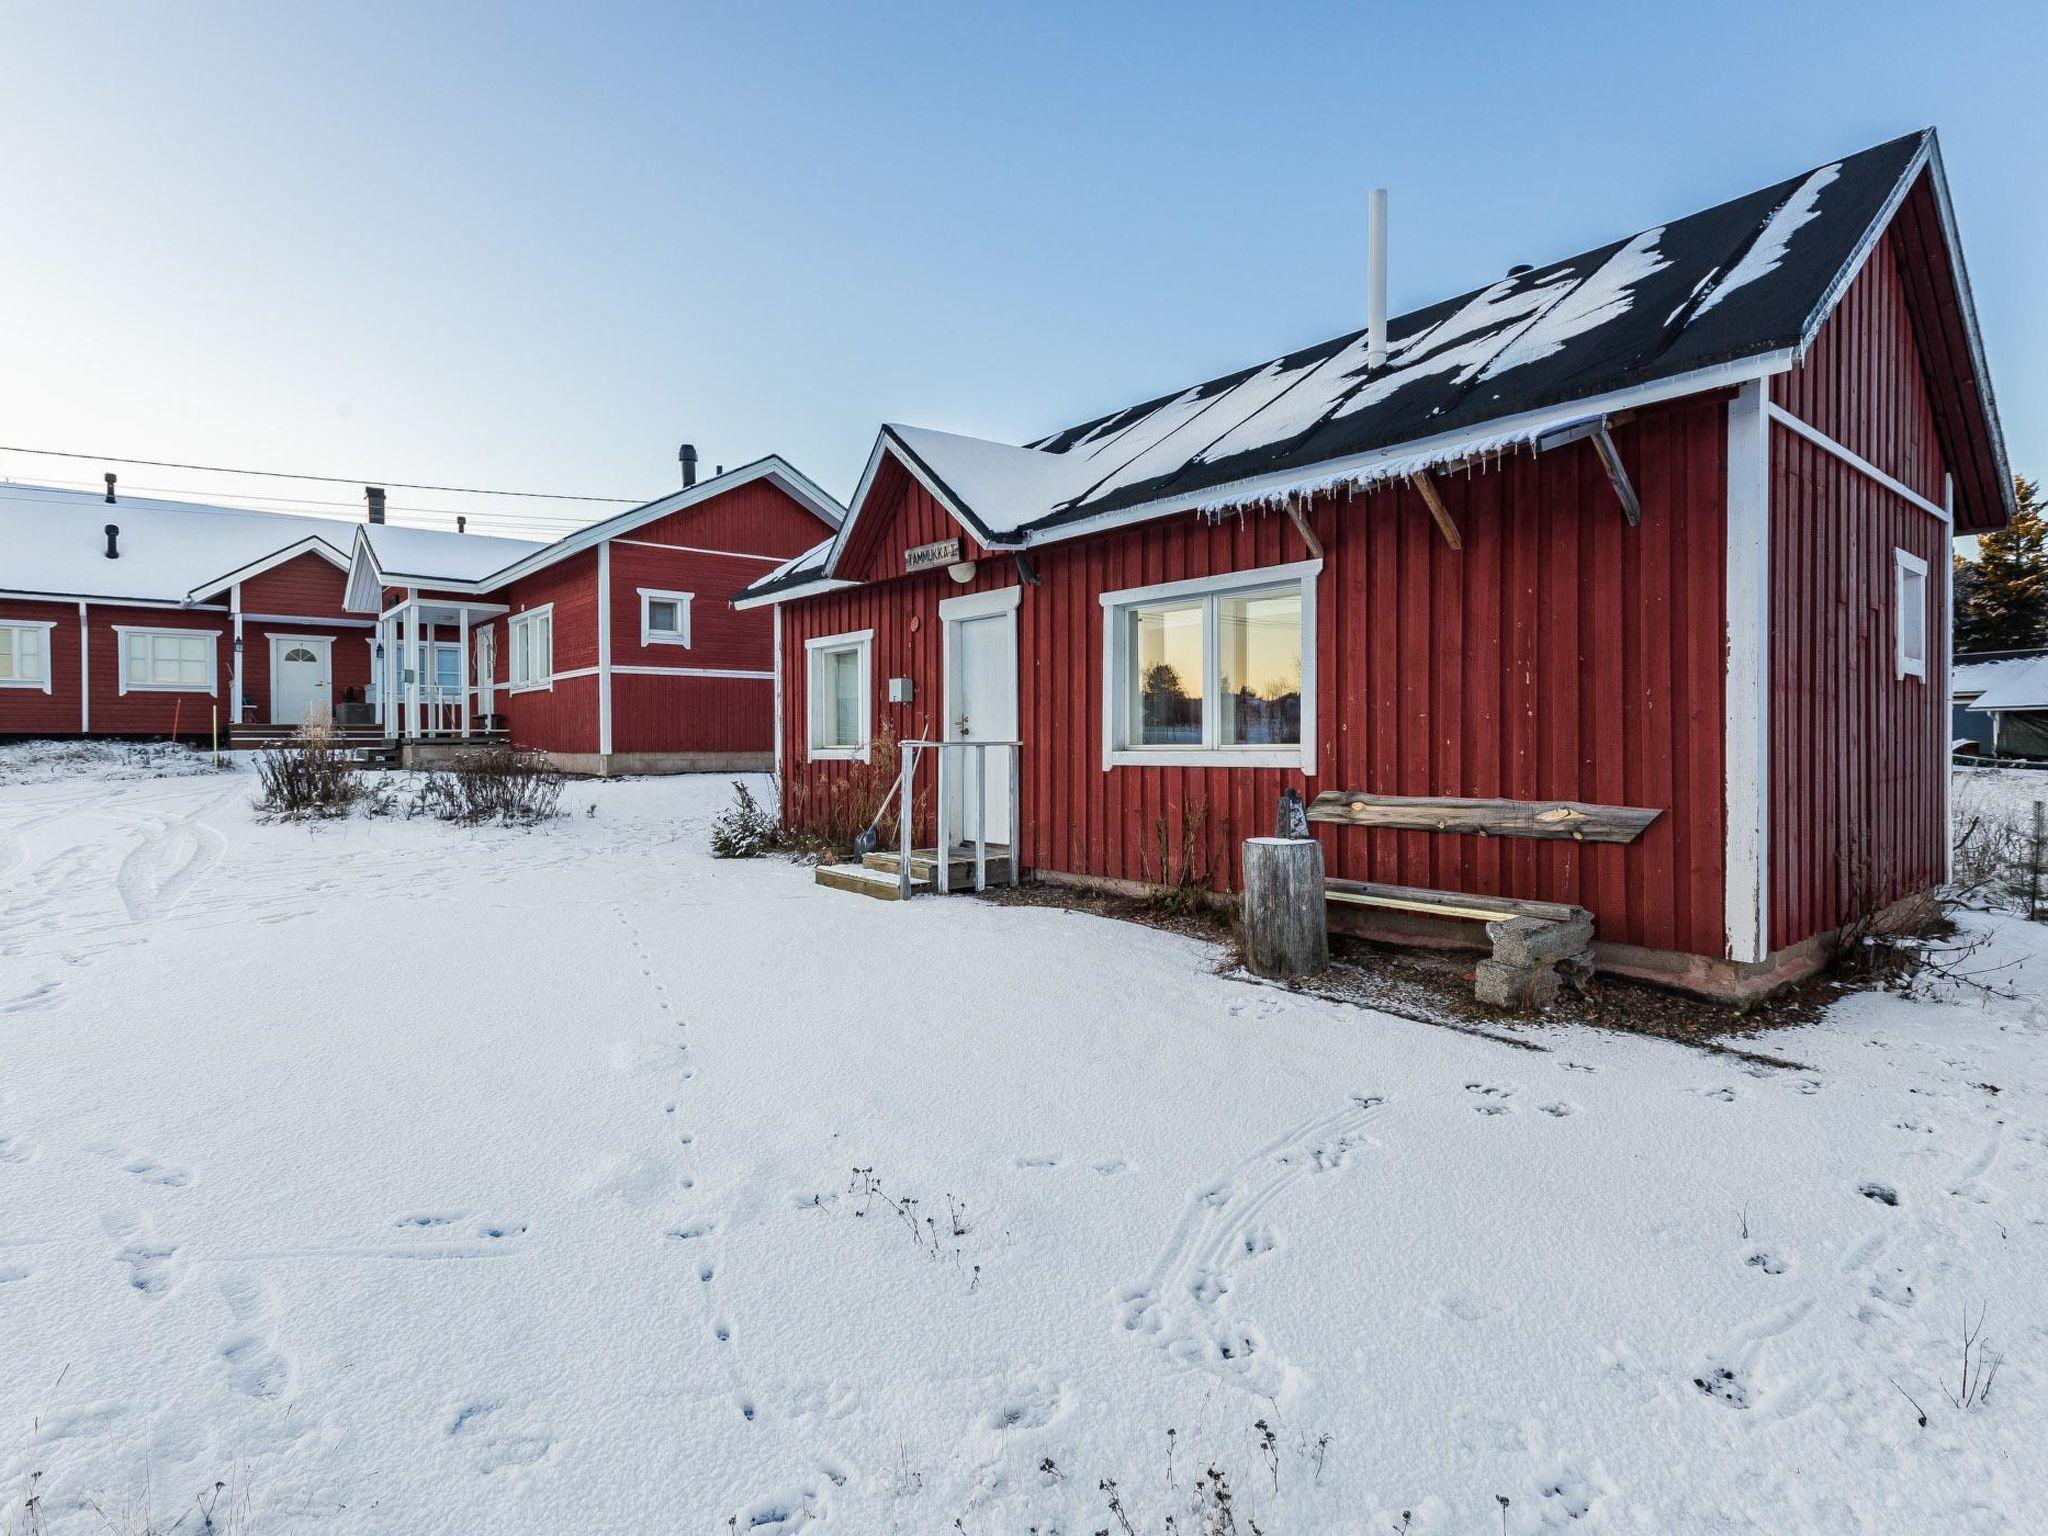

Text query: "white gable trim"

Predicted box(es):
[185, 534, 350, 604]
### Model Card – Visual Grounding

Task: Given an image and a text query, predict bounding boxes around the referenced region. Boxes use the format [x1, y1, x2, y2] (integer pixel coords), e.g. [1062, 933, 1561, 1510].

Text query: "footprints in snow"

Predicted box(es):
[217, 1272, 291, 1400]
[442, 1399, 556, 1474]
[103, 1210, 178, 1299]
[1117, 1093, 1386, 1401]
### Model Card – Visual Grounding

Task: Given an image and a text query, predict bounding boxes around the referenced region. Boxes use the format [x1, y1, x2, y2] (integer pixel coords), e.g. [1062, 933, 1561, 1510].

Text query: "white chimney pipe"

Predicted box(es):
[1367, 187, 1388, 370]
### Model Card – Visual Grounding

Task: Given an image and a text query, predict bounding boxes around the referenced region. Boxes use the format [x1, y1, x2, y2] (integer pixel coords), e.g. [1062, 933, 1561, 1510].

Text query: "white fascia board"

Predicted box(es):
[477, 457, 847, 592]
[185, 534, 351, 604]
[1794, 132, 1932, 361]
[1017, 352, 1794, 552]
[731, 577, 857, 612]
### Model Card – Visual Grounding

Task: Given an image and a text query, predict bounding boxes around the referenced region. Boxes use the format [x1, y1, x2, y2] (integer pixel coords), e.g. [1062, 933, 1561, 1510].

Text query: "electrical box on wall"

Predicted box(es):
[887, 677, 914, 704]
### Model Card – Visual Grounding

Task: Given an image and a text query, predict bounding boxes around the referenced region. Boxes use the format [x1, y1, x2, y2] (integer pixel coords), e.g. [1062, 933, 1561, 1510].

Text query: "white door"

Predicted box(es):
[946, 604, 1018, 847]
[272, 637, 332, 725]
[476, 627, 496, 718]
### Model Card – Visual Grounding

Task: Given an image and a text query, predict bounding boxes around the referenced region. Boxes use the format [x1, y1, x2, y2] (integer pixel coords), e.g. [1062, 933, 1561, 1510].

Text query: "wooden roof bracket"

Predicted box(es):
[1538, 413, 1641, 526]
[1407, 471, 1463, 550]
[1282, 496, 1324, 560]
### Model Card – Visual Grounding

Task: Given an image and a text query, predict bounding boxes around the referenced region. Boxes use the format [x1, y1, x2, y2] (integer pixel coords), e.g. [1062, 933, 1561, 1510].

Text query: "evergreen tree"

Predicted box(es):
[1954, 475, 2048, 653]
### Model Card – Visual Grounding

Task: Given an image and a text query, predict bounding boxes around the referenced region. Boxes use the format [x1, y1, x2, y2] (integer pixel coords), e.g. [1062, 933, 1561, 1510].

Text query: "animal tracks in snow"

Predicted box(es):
[1117, 1093, 1386, 1401]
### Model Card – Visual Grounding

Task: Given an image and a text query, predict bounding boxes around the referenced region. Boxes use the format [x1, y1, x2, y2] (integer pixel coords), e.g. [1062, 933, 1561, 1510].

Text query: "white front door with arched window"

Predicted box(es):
[270, 634, 333, 726]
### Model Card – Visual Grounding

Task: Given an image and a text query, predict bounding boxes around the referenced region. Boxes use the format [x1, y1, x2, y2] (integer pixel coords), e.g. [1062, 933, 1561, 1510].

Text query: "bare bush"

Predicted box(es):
[415, 744, 563, 826]
[1141, 801, 1222, 915]
[254, 724, 363, 819]
[784, 722, 919, 860]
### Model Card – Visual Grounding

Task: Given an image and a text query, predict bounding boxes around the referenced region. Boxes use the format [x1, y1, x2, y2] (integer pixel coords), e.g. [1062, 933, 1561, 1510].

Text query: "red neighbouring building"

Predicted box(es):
[342, 455, 843, 774]
[0, 483, 372, 742]
[2, 455, 843, 774]
[739, 129, 2011, 999]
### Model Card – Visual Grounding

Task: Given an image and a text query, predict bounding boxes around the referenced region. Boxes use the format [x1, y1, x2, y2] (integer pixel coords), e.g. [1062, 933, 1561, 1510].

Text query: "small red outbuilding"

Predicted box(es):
[740, 129, 2011, 998]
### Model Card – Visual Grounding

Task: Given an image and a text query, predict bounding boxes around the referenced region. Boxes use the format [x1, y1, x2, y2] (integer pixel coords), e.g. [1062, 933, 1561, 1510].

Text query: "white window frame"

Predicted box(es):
[114, 624, 218, 696]
[1099, 559, 1319, 773]
[804, 627, 873, 762]
[0, 620, 55, 694]
[638, 589, 694, 648]
[508, 604, 554, 694]
[1894, 548, 1929, 681]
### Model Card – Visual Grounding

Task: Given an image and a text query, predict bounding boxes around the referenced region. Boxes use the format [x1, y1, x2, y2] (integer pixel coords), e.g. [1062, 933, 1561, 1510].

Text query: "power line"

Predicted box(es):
[8, 472, 597, 527]
[0, 443, 642, 504]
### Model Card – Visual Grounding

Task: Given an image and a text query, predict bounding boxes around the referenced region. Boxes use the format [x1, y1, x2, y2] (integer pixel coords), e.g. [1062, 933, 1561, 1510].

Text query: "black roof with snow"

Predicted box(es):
[1017, 131, 1932, 529]
[738, 127, 2007, 606]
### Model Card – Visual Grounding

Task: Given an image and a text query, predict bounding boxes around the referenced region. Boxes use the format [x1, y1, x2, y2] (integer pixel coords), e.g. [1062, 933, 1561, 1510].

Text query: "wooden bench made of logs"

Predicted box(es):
[1324, 879, 1595, 1010]
[1307, 791, 1662, 845]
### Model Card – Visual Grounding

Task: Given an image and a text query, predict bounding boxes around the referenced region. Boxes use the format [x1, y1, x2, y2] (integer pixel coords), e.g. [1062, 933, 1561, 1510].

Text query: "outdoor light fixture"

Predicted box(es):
[947, 560, 978, 584]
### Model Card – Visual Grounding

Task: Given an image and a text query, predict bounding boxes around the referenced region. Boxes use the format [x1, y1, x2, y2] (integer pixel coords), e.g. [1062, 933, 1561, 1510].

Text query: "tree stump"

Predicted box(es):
[1241, 836, 1328, 980]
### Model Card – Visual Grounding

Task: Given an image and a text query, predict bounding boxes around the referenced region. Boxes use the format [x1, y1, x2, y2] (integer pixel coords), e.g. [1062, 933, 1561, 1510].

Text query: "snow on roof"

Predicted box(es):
[851, 131, 1934, 549]
[735, 536, 845, 605]
[360, 521, 548, 584]
[0, 482, 358, 603]
[1952, 650, 2048, 699]
[1969, 656, 2048, 713]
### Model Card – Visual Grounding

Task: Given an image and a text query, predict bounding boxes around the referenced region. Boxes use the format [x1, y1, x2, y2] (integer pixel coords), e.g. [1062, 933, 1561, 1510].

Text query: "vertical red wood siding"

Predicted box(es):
[1767, 229, 1953, 950]
[779, 396, 1730, 957]
[466, 479, 830, 757]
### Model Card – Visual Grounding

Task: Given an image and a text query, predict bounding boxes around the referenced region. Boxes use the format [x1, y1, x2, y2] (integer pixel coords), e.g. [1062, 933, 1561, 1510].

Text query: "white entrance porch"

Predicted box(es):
[374, 595, 510, 742]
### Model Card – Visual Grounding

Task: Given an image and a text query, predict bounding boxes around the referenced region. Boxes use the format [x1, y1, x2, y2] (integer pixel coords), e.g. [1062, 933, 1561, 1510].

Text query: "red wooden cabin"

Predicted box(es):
[343, 456, 843, 774]
[740, 130, 2010, 999]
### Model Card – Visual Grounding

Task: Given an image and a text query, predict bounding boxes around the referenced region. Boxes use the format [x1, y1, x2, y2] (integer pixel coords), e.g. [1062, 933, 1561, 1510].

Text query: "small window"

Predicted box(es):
[805, 629, 872, 761]
[509, 608, 553, 691]
[118, 627, 217, 695]
[283, 646, 317, 664]
[1101, 563, 1316, 769]
[1895, 548, 1928, 681]
[0, 622, 53, 694]
[639, 589, 694, 647]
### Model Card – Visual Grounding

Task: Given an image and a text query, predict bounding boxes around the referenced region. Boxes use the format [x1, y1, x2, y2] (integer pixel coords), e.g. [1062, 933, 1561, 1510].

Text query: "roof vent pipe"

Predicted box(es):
[1366, 187, 1389, 371]
[457, 515, 467, 534]
[679, 443, 698, 488]
[104, 472, 117, 504]
[365, 486, 386, 524]
[104, 523, 120, 559]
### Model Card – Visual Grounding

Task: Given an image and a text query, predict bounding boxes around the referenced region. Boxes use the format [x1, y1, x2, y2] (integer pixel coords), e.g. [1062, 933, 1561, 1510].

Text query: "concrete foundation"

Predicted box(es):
[398, 743, 770, 778]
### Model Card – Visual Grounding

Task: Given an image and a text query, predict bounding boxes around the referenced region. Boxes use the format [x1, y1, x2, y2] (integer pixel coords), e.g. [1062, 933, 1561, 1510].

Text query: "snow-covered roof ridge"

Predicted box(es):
[0, 482, 361, 604]
[804, 129, 1953, 576]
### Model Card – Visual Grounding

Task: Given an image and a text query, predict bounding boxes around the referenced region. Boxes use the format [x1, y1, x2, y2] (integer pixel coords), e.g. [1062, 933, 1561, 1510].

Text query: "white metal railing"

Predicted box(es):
[897, 738, 1022, 899]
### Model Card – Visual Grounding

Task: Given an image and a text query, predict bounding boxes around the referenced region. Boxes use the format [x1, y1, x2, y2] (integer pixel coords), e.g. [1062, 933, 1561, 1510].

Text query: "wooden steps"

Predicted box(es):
[814, 845, 1016, 900]
[813, 863, 932, 900]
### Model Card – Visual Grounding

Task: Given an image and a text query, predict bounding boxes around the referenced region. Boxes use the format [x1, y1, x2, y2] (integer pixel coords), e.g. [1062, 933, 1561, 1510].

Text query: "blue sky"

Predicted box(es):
[2, 0, 2042, 539]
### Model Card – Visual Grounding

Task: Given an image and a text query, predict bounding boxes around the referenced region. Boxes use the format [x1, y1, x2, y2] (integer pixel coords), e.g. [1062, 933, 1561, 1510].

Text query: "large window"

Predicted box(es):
[1100, 562, 1317, 771]
[805, 629, 872, 761]
[639, 589, 693, 647]
[0, 622, 53, 693]
[509, 607, 553, 692]
[1895, 548, 1928, 681]
[117, 626, 216, 695]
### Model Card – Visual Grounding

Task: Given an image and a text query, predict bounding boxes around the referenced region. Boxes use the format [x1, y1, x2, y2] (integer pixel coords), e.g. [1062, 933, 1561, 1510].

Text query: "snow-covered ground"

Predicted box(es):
[1, 756, 2044, 1533]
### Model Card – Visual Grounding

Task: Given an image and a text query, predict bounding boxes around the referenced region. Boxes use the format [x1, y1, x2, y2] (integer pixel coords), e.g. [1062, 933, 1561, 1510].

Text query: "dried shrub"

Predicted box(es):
[1141, 801, 1222, 915]
[783, 721, 922, 860]
[416, 743, 563, 826]
[254, 723, 363, 819]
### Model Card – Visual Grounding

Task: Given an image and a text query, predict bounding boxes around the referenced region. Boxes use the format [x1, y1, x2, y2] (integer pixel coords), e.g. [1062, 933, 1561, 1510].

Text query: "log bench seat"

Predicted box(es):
[1323, 878, 1595, 1010]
